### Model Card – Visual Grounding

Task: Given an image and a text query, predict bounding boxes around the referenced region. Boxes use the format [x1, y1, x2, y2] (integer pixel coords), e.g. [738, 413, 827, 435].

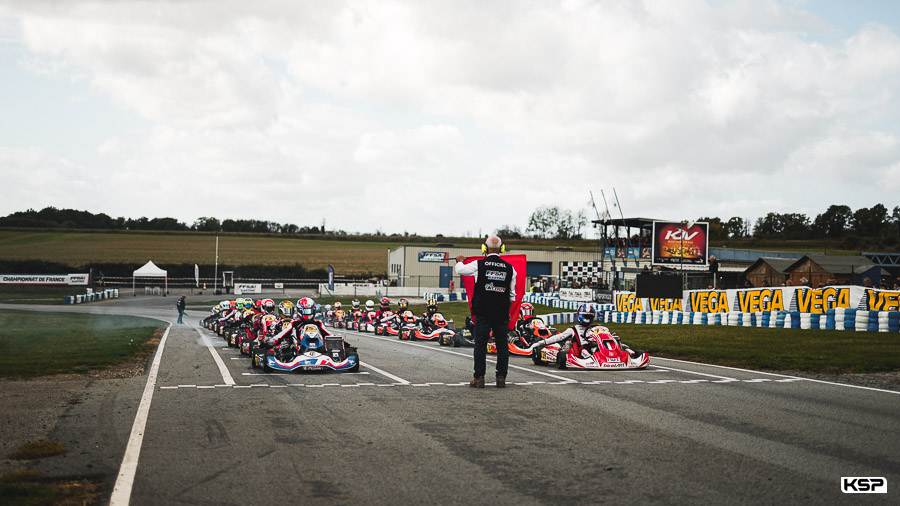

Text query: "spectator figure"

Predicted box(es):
[455, 235, 516, 389]
[176, 294, 186, 324]
[709, 255, 719, 288]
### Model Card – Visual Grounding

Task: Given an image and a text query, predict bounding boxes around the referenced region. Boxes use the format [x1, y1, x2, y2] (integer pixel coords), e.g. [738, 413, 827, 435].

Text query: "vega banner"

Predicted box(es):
[460, 254, 527, 330]
[614, 286, 900, 314]
[652, 221, 709, 266]
[0, 273, 89, 286]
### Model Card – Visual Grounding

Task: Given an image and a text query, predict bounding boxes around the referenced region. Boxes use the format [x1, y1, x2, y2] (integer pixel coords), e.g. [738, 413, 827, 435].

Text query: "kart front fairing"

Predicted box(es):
[265, 350, 358, 372]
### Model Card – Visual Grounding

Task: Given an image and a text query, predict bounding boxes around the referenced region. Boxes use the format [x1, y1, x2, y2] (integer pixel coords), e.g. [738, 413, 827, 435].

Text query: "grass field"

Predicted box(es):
[0, 230, 415, 274]
[0, 310, 162, 378]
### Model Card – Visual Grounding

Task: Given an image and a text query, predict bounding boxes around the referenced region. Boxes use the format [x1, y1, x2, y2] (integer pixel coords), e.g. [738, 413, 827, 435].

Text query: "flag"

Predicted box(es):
[459, 254, 527, 330]
[194, 264, 199, 288]
[327, 265, 335, 291]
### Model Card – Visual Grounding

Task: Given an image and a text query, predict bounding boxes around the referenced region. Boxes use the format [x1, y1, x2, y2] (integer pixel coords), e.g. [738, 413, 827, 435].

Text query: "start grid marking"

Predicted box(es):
[157, 377, 804, 390]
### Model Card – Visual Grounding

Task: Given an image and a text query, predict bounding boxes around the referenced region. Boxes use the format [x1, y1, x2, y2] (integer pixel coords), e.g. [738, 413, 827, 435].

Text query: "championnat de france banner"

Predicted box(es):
[615, 286, 900, 314]
[1, 273, 90, 286]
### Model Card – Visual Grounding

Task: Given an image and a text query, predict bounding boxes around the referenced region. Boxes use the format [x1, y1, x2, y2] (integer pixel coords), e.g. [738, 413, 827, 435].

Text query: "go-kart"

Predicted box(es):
[402, 312, 455, 342]
[532, 325, 649, 370]
[359, 311, 379, 332]
[252, 323, 359, 373]
[487, 319, 557, 356]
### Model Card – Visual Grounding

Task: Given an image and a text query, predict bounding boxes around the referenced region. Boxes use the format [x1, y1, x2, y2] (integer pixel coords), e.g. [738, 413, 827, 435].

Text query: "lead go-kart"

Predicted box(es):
[252, 323, 360, 373]
[532, 325, 649, 370]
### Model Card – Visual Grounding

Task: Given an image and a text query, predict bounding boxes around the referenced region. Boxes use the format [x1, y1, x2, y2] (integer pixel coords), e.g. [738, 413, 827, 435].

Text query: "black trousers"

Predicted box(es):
[473, 315, 509, 379]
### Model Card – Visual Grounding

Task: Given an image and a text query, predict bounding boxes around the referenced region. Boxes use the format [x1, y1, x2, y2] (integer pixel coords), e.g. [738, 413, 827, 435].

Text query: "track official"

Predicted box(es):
[455, 236, 516, 389]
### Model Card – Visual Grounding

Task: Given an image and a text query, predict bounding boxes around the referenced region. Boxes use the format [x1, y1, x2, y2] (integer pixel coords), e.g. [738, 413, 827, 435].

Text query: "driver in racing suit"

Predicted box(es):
[419, 297, 440, 332]
[283, 297, 331, 352]
[533, 304, 638, 358]
[532, 304, 599, 358]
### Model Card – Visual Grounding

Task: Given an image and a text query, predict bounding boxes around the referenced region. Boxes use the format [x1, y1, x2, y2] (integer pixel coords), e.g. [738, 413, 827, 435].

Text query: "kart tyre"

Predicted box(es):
[531, 349, 543, 366]
[556, 351, 567, 370]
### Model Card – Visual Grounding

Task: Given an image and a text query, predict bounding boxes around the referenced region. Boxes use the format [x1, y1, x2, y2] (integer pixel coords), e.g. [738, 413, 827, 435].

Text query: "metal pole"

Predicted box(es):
[213, 236, 219, 294]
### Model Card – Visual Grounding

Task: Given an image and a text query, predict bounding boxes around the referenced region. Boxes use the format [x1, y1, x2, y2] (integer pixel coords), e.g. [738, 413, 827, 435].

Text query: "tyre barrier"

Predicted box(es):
[523, 294, 615, 312]
[63, 288, 120, 304]
[586, 308, 900, 332]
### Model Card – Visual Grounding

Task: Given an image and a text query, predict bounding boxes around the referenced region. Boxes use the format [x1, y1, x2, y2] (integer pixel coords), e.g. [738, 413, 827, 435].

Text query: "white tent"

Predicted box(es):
[132, 260, 168, 296]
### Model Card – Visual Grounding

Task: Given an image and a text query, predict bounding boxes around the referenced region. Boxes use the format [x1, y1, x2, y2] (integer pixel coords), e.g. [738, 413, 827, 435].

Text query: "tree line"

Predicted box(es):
[0, 207, 330, 235]
[699, 204, 900, 245]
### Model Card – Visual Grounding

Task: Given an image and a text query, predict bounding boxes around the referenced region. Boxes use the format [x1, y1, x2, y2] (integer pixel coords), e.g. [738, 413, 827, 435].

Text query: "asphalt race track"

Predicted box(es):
[5, 297, 899, 504]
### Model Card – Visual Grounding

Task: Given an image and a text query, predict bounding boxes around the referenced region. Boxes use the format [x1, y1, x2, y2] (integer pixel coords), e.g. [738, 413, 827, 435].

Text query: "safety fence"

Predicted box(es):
[534, 308, 900, 332]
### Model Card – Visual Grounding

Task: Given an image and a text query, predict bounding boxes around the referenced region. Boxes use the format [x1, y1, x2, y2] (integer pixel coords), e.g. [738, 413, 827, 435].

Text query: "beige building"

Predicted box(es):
[387, 244, 634, 290]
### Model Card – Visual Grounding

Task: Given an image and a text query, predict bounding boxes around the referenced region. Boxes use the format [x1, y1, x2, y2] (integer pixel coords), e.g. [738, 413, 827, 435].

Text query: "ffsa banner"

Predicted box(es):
[652, 221, 709, 266]
[615, 286, 900, 314]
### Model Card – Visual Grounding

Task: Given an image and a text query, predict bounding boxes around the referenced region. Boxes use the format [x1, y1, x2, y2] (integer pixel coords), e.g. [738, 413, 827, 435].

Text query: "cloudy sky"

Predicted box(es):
[1, 0, 899, 237]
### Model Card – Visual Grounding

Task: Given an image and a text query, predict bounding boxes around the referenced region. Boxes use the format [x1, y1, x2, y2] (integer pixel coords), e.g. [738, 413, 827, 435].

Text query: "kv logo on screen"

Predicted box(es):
[663, 230, 699, 241]
[841, 477, 886, 493]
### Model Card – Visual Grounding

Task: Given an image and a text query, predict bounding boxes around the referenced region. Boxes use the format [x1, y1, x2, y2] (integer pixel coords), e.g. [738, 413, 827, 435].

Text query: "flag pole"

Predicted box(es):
[213, 236, 219, 295]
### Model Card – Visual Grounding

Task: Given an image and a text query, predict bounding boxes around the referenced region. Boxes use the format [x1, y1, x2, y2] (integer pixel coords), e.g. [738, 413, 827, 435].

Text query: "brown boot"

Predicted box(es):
[469, 377, 485, 388]
[496, 376, 506, 388]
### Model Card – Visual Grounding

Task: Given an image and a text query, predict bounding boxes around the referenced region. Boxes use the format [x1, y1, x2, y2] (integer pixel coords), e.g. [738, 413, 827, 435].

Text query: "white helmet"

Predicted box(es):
[365, 300, 375, 311]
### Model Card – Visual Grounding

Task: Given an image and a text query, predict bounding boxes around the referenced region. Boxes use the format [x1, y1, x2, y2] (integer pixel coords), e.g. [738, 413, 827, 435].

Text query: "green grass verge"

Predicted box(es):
[0, 286, 76, 305]
[0, 310, 162, 378]
[551, 321, 900, 374]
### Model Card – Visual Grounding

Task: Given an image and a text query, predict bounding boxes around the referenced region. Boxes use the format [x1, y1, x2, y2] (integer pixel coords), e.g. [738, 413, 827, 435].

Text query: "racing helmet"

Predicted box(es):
[426, 298, 438, 313]
[262, 299, 276, 314]
[380, 297, 390, 310]
[229, 300, 237, 309]
[297, 297, 316, 317]
[277, 301, 294, 319]
[365, 300, 375, 312]
[254, 299, 262, 310]
[334, 301, 343, 310]
[398, 298, 409, 311]
[242, 299, 254, 310]
[576, 303, 595, 325]
[324, 304, 332, 312]
[520, 302, 534, 319]
[351, 299, 360, 310]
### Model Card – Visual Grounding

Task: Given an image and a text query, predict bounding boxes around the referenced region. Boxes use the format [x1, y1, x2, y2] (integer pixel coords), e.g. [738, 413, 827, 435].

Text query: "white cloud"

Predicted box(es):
[0, 0, 898, 235]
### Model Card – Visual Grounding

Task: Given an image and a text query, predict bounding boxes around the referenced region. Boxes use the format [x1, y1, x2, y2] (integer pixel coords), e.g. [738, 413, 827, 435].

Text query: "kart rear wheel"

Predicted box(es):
[531, 349, 542, 366]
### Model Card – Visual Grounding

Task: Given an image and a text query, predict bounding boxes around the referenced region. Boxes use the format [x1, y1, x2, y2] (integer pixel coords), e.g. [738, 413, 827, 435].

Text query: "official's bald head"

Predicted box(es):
[485, 235, 503, 253]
